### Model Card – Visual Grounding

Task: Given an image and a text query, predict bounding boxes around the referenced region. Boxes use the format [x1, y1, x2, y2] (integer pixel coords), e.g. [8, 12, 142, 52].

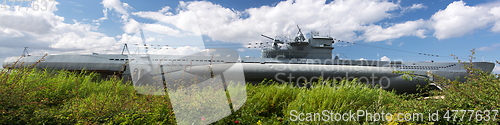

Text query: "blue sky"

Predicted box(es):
[0, 0, 499, 73]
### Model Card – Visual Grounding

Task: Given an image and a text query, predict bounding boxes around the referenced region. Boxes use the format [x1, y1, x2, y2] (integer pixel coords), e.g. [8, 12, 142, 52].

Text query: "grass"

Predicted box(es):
[0, 68, 176, 124]
[0, 50, 499, 124]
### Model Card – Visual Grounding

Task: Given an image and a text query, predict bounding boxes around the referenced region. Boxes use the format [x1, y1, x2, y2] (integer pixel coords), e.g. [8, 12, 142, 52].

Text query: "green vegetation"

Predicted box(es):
[0, 69, 176, 124]
[1, 51, 499, 124]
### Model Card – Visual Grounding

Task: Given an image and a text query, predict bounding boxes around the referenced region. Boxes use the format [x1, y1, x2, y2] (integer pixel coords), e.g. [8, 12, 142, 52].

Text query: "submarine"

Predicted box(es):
[2, 26, 495, 93]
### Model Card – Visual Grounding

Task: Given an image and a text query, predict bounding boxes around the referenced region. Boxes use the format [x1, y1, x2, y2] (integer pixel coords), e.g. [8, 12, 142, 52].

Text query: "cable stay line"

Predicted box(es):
[334, 40, 452, 59]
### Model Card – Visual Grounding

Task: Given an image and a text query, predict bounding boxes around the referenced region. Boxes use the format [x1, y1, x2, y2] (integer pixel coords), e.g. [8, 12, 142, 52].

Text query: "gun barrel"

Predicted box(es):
[261, 34, 274, 40]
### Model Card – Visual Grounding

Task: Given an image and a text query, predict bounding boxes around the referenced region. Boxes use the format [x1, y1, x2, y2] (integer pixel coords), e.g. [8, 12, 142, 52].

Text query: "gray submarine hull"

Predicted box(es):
[235, 61, 493, 93]
[3, 54, 496, 93]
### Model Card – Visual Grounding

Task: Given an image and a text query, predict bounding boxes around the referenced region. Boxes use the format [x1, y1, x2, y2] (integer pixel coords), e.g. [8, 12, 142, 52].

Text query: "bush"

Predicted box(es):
[395, 50, 500, 124]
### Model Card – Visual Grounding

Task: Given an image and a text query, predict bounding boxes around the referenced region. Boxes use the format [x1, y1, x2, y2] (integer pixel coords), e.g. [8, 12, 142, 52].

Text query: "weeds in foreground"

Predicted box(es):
[0, 68, 176, 124]
[0, 49, 498, 124]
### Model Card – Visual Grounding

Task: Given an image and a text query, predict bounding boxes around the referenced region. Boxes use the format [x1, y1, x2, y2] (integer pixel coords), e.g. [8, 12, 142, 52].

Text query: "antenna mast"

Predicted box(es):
[140, 29, 148, 54]
[21, 47, 30, 57]
[121, 44, 130, 55]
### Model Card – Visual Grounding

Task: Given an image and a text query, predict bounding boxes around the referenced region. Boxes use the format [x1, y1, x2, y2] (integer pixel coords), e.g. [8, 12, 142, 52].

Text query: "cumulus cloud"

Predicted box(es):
[0, 27, 24, 37]
[101, 0, 130, 21]
[363, 19, 427, 42]
[133, 0, 402, 43]
[401, 3, 427, 13]
[126, 0, 500, 43]
[0, 9, 62, 35]
[237, 48, 245, 52]
[142, 23, 182, 37]
[490, 7, 500, 32]
[92, 8, 109, 26]
[381, 56, 390, 61]
[477, 43, 500, 51]
[100, 0, 143, 34]
[0, 1, 122, 54]
[123, 19, 141, 34]
[431, 1, 497, 39]
[4, 0, 500, 64]
[385, 41, 392, 45]
[103, 0, 194, 44]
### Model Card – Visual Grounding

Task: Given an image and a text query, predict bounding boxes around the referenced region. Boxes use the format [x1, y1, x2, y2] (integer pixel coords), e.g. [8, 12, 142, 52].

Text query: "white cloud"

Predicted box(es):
[401, 3, 427, 13]
[129, 0, 500, 43]
[381, 56, 390, 61]
[49, 31, 116, 49]
[122, 19, 141, 34]
[132, 0, 500, 43]
[126, 0, 499, 42]
[93, 8, 109, 26]
[409, 3, 426, 10]
[0, 10, 62, 35]
[477, 43, 500, 51]
[431, 1, 496, 39]
[133, 0, 401, 44]
[0, 27, 24, 37]
[159, 6, 171, 13]
[100, 0, 144, 35]
[385, 41, 392, 45]
[489, 7, 500, 32]
[103, 0, 199, 49]
[117, 33, 142, 44]
[363, 19, 427, 42]
[101, 0, 129, 21]
[4, 0, 500, 63]
[123, 3, 132, 10]
[145, 36, 155, 43]
[0, 1, 124, 54]
[398, 42, 404, 46]
[237, 48, 245, 52]
[142, 23, 182, 37]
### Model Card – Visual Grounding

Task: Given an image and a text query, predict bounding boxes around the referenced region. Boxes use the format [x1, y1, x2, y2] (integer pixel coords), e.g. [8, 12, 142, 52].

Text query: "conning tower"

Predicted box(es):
[260, 25, 334, 59]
